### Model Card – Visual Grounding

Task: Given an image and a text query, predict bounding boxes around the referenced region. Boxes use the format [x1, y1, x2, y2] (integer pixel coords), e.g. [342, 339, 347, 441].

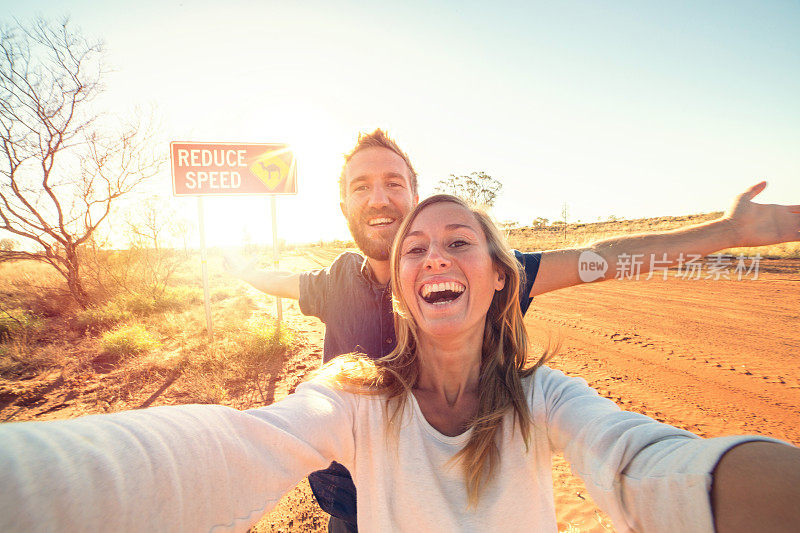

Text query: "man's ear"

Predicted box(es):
[494, 269, 506, 291]
[340, 201, 347, 218]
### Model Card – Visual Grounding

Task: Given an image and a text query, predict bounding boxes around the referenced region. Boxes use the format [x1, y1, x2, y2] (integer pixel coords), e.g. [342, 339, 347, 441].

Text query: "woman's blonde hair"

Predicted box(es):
[321, 194, 549, 505]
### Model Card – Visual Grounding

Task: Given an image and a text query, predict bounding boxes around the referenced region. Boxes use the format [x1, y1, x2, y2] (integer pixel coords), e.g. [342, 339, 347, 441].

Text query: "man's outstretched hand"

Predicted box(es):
[221, 252, 301, 299]
[222, 252, 258, 279]
[724, 181, 800, 247]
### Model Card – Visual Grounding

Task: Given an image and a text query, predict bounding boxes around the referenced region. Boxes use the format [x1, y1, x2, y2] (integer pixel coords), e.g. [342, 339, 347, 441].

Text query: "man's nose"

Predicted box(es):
[367, 185, 390, 207]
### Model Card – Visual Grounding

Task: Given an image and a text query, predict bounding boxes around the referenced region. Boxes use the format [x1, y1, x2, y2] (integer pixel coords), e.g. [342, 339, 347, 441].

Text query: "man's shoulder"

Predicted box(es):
[331, 250, 365, 266]
[301, 251, 363, 277]
[511, 249, 541, 260]
[325, 250, 365, 276]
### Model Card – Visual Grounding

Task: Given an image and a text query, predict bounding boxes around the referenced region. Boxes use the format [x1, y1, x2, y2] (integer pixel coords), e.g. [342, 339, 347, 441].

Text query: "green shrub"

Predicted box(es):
[101, 325, 159, 357]
[118, 293, 157, 315]
[234, 316, 292, 368]
[0, 308, 44, 341]
[74, 302, 131, 332]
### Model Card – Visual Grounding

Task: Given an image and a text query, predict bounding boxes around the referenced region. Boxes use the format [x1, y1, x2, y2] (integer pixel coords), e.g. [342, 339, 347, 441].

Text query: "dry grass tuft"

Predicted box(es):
[101, 325, 160, 358]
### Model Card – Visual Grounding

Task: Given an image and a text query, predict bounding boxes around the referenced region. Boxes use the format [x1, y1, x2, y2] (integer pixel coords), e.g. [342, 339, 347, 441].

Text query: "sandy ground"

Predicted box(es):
[2, 251, 798, 532]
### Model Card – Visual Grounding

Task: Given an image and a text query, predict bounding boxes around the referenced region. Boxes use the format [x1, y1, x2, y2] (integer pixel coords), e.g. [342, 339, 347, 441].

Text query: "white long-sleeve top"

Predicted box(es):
[0, 366, 781, 532]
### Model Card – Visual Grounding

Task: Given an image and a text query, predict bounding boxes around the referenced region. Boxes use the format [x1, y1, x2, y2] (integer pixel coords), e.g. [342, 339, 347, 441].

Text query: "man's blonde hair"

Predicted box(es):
[338, 129, 418, 200]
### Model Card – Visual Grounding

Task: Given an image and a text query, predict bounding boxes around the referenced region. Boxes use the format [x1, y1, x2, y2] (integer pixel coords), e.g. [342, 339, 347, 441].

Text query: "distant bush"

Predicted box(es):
[0, 308, 44, 341]
[101, 325, 159, 357]
[74, 302, 131, 332]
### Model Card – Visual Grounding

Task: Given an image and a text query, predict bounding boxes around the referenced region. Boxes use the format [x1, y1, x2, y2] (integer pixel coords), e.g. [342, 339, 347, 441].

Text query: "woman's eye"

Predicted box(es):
[449, 240, 469, 248]
[405, 246, 426, 255]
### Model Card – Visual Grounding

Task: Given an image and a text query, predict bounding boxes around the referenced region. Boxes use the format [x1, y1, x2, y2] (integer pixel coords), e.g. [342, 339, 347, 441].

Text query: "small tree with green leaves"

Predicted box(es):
[435, 171, 503, 207]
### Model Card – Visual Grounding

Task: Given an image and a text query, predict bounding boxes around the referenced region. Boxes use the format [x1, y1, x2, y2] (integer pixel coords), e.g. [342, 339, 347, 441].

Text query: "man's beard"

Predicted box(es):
[345, 208, 403, 261]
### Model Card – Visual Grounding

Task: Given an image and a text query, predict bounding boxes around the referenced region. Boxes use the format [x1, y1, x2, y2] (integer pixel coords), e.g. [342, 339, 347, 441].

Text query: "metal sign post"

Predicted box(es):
[270, 195, 282, 324]
[170, 142, 297, 332]
[197, 197, 214, 336]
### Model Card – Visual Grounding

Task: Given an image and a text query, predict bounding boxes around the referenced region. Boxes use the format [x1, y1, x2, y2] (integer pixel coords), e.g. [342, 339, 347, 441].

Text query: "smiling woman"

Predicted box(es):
[1, 197, 799, 532]
[397, 199, 506, 340]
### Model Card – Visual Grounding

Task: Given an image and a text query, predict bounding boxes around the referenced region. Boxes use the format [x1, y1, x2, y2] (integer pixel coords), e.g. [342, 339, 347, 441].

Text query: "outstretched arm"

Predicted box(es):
[0, 382, 355, 531]
[535, 367, 797, 532]
[532, 182, 800, 296]
[712, 441, 800, 532]
[224, 253, 301, 299]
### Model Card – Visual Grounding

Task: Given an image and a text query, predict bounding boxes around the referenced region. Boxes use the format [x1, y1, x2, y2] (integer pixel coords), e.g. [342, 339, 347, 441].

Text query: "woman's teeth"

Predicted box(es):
[420, 281, 465, 304]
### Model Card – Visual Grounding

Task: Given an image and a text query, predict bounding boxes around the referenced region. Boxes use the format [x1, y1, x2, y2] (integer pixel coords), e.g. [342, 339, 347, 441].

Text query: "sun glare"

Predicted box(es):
[194, 121, 354, 250]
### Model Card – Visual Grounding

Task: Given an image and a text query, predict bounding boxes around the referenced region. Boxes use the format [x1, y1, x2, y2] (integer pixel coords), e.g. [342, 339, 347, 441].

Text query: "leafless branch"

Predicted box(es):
[0, 18, 166, 306]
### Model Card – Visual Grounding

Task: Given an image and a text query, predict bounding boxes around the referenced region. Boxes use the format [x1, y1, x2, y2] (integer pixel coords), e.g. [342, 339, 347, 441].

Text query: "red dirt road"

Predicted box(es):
[256, 253, 800, 532]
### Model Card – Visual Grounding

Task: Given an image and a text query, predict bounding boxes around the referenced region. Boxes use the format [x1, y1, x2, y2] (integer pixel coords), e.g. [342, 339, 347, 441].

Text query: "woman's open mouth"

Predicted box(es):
[419, 281, 465, 305]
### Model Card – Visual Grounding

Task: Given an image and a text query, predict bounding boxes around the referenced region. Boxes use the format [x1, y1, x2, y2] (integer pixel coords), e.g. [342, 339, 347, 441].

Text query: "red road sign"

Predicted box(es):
[171, 142, 297, 196]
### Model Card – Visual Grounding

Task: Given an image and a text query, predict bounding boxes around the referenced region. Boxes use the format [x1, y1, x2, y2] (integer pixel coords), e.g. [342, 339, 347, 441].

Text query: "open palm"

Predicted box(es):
[725, 182, 800, 247]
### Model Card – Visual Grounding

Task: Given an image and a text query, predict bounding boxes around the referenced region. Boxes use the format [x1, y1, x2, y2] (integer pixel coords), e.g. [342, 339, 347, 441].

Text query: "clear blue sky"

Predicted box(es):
[3, 0, 798, 245]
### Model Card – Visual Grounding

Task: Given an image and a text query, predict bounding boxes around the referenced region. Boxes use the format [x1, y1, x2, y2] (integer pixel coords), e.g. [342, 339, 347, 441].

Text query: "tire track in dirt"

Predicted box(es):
[528, 307, 800, 437]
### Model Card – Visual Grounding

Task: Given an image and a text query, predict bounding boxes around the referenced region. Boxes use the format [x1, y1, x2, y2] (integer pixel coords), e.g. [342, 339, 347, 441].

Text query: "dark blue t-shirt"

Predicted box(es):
[298, 250, 541, 528]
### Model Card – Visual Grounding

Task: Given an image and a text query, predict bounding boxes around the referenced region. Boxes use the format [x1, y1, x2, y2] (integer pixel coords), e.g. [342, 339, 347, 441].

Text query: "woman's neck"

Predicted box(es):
[415, 327, 483, 406]
[411, 331, 482, 436]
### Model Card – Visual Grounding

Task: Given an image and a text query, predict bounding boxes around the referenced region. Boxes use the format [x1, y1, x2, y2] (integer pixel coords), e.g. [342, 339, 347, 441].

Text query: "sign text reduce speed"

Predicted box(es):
[171, 142, 297, 196]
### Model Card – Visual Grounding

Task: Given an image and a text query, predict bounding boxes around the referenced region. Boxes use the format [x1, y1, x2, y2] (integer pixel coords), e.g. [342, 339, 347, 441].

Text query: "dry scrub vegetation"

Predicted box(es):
[507, 211, 800, 258]
[0, 248, 300, 422]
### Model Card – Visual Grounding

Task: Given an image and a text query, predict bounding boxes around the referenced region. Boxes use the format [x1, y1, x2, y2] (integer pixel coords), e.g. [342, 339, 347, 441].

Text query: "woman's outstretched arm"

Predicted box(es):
[0, 381, 355, 532]
[533, 366, 795, 532]
[712, 441, 800, 533]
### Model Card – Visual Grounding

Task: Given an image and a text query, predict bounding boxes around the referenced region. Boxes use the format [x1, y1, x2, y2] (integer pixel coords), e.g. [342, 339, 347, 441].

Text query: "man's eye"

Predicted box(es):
[353, 185, 368, 192]
[388, 182, 404, 188]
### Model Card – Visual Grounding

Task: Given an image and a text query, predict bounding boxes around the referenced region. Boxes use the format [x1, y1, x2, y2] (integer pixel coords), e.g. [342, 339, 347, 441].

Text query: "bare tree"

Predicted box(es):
[83, 195, 193, 300]
[124, 196, 188, 296]
[435, 171, 503, 207]
[0, 18, 164, 307]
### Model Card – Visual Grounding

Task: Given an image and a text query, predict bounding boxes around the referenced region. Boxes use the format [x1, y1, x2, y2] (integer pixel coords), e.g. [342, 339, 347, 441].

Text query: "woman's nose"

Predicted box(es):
[424, 244, 451, 270]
